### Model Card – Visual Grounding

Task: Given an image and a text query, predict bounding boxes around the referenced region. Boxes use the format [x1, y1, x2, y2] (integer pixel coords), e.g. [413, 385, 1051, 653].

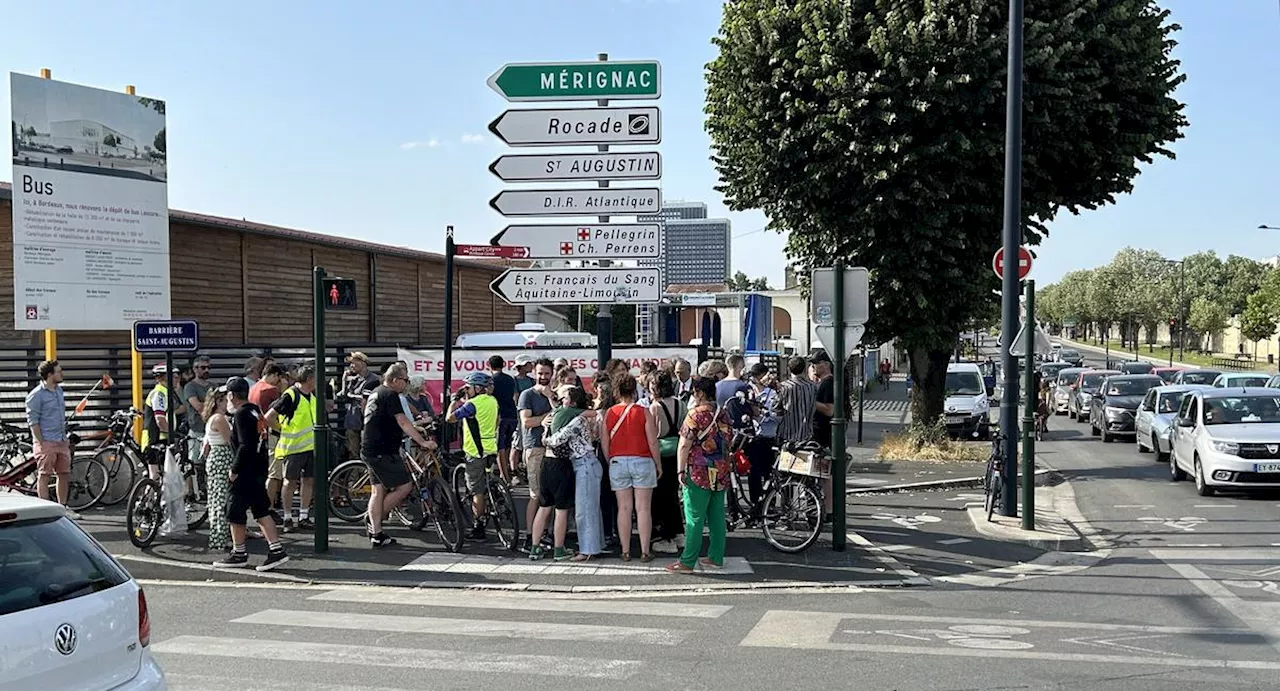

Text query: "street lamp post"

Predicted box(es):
[1167, 259, 1186, 365]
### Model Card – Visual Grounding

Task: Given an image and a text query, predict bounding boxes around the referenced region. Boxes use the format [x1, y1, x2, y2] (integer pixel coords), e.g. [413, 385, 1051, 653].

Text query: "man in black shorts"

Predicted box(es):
[214, 377, 289, 571]
[361, 363, 433, 548]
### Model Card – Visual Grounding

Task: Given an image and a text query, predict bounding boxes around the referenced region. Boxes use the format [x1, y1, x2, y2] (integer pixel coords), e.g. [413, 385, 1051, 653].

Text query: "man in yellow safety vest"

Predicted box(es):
[265, 364, 318, 530]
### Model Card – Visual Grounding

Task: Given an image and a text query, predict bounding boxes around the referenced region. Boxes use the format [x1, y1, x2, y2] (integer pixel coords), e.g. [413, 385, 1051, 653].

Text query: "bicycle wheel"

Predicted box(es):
[985, 468, 1001, 522]
[451, 462, 475, 525]
[94, 446, 137, 507]
[761, 479, 822, 553]
[426, 475, 464, 552]
[185, 464, 208, 530]
[329, 460, 375, 523]
[487, 478, 520, 550]
[126, 478, 162, 548]
[392, 482, 427, 530]
[65, 456, 109, 511]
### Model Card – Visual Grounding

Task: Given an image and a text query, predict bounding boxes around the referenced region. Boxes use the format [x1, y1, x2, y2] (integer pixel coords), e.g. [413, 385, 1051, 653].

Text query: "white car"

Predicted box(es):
[943, 362, 992, 439]
[1170, 388, 1280, 496]
[0, 494, 166, 690]
[1211, 372, 1270, 388]
[1135, 384, 1212, 461]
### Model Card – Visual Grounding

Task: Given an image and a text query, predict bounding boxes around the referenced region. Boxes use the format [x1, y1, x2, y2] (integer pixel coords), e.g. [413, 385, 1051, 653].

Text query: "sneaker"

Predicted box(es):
[553, 547, 572, 562]
[297, 518, 314, 530]
[214, 552, 250, 568]
[528, 545, 545, 561]
[466, 524, 487, 541]
[280, 518, 295, 533]
[522, 535, 534, 554]
[540, 534, 554, 551]
[257, 549, 290, 572]
[371, 533, 397, 548]
[247, 529, 264, 540]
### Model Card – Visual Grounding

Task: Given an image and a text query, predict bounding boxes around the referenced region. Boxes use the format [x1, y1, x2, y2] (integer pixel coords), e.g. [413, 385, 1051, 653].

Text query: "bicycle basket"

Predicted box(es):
[777, 447, 831, 479]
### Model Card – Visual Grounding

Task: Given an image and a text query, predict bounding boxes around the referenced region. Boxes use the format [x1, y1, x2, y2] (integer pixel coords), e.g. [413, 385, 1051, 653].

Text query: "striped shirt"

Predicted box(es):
[776, 375, 816, 444]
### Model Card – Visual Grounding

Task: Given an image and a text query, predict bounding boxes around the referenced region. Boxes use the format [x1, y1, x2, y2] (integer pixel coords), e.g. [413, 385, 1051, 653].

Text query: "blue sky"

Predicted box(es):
[2, 0, 1277, 288]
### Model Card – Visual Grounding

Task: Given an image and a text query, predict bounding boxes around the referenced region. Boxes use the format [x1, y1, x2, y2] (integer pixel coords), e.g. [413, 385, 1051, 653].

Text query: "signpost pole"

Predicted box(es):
[1021, 280, 1036, 530]
[998, 0, 1025, 518]
[124, 83, 144, 441]
[831, 264, 847, 552]
[857, 348, 865, 445]
[595, 52, 613, 369]
[37, 69, 57, 365]
[443, 228, 455, 450]
[312, 266, 330, 553]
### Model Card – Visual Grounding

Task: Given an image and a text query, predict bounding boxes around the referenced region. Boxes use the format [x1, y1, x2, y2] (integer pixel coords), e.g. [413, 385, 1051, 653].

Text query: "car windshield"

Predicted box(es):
[1181, 371, 1221, 385]
[1081, 373, 1111, 389]
[945, 372, 984, 396]
[0, 515, 131, 617]
[1156, 370, 1180, 383]
[1104, 378, 1160, 397]
[1057, 371, 1080, 385]
[1229, 376, 1269, 388]
[1122, 363, 1154, 373]
[1157, 393, 1184, 414]
[1203, 396, 1280, 425]
[1060, 350, 1080, 359]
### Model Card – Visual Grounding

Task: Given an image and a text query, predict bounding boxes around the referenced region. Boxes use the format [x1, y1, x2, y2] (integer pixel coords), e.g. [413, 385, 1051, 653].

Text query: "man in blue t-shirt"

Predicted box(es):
[716, 354, 754, 429]
[487, 354, 519, 483]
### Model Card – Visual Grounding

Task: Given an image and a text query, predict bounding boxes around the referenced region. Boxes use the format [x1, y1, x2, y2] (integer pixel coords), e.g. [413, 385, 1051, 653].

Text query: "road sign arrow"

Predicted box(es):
[489, 223, 662, 259]
[487, 107, 660, 147]
[487, 60, 662, 102]
[488, 151, 661, 182]
[489, 188, 662, 217]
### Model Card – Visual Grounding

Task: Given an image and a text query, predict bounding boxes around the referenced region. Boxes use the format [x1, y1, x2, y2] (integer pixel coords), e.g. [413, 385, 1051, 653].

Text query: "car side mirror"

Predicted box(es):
[1176, 418, 1194, 428]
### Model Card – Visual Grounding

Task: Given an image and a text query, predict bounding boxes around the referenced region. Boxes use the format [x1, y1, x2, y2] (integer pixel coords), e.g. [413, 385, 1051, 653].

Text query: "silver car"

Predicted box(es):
[1135, 384, 1212, 461]
[1052, 367, 1086, 414]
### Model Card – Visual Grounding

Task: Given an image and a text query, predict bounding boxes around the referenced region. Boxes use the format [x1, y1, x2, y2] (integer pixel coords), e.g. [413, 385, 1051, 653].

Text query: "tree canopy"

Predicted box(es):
[704, 0, 1186, 422]
[728, 271, 772, 292]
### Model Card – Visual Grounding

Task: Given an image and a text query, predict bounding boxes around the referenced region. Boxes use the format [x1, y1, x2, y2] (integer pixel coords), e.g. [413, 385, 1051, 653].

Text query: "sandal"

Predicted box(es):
[699, 557, 723, 569]
[665, 562, 694, 574]
[571, 553, 595, 562]
[620, 552, 632, 562]
[640, 553, 654, 563]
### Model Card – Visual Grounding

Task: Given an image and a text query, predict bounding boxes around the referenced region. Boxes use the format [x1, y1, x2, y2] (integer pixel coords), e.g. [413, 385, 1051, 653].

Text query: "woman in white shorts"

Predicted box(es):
[600, 372, 661, 562]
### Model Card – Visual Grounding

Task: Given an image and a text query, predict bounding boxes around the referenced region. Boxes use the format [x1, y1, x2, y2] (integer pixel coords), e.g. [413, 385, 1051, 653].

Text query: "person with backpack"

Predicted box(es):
[648, 369, 684, 547]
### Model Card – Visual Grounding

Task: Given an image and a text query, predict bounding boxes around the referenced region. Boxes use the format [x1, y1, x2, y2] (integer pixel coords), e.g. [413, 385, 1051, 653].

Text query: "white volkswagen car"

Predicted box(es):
[1170, 388, 1280, 496]
[0, 494, 167, 690]
[1135, 384, 1211, 461]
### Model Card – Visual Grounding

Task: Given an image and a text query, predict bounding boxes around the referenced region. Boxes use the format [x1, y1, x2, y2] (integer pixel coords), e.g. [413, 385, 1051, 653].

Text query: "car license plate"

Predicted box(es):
[1255, 463, 1280, 473]
[947, 415, 966, 424]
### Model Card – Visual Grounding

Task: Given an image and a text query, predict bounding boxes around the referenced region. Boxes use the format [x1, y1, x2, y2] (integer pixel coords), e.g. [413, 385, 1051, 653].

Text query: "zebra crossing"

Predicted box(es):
[150, 586, 735, 689]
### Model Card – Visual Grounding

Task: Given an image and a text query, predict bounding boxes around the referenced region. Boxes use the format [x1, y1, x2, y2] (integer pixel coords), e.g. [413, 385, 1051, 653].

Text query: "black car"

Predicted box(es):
[1058, 348, 1084, 367]
[1039, 362, 1071, 382]
[1119, 361, 1155, 375]
[1089, 374, 1164, 443]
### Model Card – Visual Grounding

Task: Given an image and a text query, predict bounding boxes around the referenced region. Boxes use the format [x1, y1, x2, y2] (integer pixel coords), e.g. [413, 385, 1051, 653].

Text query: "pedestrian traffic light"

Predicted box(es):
[322, 278, 357, 311]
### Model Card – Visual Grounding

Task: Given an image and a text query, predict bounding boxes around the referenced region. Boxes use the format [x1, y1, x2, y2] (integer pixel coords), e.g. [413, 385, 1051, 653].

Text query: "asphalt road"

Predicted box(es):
[124, 344, 1280, 689]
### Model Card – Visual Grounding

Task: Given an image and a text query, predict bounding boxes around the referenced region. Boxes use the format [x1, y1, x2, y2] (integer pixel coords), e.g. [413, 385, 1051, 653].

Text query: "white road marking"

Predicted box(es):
[233, 608, 688, 645]
[309, 588, 731, 618]
[1151, 548, 1280, 656]
[162, 674, 419, 691]
[1165, 543, 1224, 548]
[152, 636, 642, 679]
[740, 611, 1276, 669]
[937, 538, 972, 545]
[399, 553, 754, 575]
[1113, 504, 1155, 509]
[847, 530, 928, 584]
[877, 544, 916, 553]
[1194, 504, 1237, 508]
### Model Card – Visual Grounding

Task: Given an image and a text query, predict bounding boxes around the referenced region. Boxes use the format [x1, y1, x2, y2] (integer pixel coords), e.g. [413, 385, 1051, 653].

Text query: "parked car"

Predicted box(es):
[1070, 369, 1120, 421]
[1171, 388, 1280, 496]
[1088, 374, 1164, 443]
[1118, 361, 1156, 375]
[1267, 373, 1280, 388]
[1153, 366, 1184, 384]
[1172, 369, 1222, 386]
[0, 494, 166, 690]
[1135, 384, 1213, 461]
[943, 362, 991, 440]
[1211, 372, 1270, 388]
[1038, 361, 1071, 382]
[1057, 348, 1084, 367]
[1052, 367, 1086, 415]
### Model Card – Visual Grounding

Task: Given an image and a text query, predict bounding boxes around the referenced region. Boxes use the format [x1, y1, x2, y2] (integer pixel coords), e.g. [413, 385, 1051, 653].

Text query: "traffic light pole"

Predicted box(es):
[312, 266, 331, 553]
[443, 227, 455, 450]
[594, 52, 614, 368]
[997, 0, 1025, 517]
[831, 262, 847, 552]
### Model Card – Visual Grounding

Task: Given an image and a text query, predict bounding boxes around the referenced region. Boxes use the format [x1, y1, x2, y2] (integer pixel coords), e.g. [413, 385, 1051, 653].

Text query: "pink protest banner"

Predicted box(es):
[397, 346, 699, 405]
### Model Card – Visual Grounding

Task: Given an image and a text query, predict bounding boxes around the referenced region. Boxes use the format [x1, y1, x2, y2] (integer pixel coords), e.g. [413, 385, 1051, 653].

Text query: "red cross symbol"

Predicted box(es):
[560, 242, 574, 255]
[577, 228, 591, 241]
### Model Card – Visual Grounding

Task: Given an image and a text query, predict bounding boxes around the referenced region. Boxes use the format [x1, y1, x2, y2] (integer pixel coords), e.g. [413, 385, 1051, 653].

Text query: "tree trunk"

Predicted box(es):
[907, 346, 950, 426]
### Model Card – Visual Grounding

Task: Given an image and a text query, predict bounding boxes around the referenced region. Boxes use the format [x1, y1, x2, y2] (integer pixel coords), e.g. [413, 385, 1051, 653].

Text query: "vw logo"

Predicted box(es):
[1268, 444, 1278, 455]
[54, 623, 77, 656]
[946, 406, 957, 413]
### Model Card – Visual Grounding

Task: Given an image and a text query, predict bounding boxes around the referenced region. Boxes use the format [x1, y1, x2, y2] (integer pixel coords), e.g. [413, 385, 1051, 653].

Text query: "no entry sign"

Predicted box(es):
[992, 246, 1033, 281]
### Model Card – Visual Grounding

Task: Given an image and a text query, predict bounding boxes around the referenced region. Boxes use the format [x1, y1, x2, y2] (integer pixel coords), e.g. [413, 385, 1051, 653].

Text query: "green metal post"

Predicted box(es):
[1021, 279, 1036, 530]
[313, 266, 331, 553]
[831, 263, 847, 552]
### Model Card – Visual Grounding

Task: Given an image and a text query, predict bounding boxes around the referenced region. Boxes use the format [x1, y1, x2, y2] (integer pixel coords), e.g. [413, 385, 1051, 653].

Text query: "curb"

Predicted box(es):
[847, 467, 1054, 495]
[966, 504, 1085, 552]
[962, 474, 1094, 553]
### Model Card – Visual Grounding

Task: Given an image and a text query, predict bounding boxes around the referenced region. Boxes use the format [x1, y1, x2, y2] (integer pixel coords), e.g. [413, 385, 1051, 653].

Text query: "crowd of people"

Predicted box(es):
[23, 346, 840, 574]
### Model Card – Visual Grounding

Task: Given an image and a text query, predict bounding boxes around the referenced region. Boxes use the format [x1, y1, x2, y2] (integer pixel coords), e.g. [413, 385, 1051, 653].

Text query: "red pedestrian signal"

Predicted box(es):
[322, 278, 358, 311]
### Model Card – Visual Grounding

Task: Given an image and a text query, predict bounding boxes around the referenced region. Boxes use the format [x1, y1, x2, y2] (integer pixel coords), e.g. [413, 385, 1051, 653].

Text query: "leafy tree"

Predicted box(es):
[579, 304, 637, 346]
[1188, 296, 1229, 352]
[137, 97, 165, 115]
[728, 271, 771, 292]
[1239, 292, 1276, 352]
[153, 128, 166, 154]
[1219, 255, 1268, 317]
[103, 133, 119, 147]
[704, 0, 1186, 424]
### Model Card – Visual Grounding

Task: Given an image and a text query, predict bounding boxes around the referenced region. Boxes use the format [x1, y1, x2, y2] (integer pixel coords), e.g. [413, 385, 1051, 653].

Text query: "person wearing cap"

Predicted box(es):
[337, 351, 379, 462]
[510, 354, 535, 480]
[447, 371, 500, 541]
[214, 376, 289, 571]
[141, 363, 176, 479]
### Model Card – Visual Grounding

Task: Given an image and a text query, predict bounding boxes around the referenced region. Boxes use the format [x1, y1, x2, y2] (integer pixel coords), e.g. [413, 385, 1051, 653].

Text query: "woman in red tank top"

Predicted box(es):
[600, 372, 661, 562]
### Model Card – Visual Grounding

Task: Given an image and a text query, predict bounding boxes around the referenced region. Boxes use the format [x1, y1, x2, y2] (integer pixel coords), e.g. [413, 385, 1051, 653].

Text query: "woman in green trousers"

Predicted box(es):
[666, 375, 733, 574]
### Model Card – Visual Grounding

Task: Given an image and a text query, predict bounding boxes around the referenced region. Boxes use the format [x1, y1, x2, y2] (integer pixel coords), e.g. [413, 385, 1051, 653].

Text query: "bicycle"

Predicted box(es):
[725, 428, 827, 553]
[328, 423, 466, 552]
[0, 421, 109, 511]
[125, 432, 209, 548]
[984, 429, 1005, 522]
[451, 452, 521, 551]
[89, 408, 149, 507]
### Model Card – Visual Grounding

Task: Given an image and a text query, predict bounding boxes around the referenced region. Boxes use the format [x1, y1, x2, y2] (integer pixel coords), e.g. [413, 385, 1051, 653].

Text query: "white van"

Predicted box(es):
[944, 362, 992, 440]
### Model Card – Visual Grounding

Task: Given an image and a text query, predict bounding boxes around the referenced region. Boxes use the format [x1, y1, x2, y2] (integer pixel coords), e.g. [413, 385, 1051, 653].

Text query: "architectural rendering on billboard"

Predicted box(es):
[10, 72, 170, 330]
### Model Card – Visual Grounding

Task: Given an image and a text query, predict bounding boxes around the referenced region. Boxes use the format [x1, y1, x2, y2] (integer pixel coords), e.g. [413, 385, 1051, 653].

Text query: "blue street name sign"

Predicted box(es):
[133, 320, 200, 353]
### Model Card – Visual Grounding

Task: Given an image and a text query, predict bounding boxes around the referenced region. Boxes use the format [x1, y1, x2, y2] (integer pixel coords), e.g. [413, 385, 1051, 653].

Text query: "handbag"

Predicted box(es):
[657, 400, 680, 457]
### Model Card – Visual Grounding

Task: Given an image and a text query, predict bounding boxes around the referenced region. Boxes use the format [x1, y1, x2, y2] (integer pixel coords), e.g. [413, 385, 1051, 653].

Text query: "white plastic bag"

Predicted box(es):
[158, 446, 188, 537]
